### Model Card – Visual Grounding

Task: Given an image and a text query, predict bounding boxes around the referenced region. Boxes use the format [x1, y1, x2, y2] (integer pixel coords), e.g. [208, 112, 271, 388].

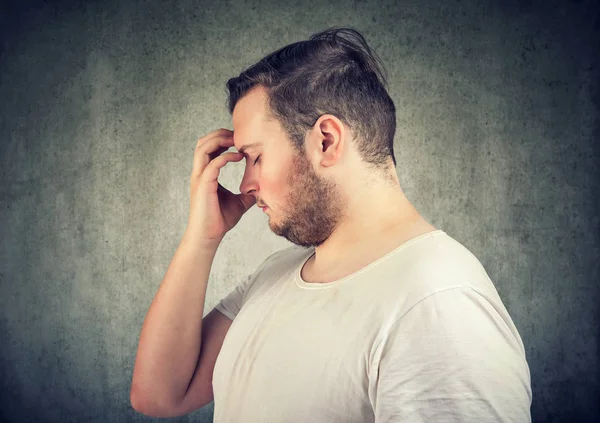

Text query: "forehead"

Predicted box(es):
[232, 86, 269, 129]
[232, 86, 274, 150]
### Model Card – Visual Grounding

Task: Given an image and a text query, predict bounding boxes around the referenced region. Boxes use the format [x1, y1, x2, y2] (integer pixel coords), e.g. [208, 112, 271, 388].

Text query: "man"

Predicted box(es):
[131, 27, 532, 422]
[213, 28, 532, 421]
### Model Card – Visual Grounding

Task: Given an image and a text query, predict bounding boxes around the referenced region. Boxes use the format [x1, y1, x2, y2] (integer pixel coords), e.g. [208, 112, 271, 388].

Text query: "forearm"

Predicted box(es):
[130, 233, 220, 410]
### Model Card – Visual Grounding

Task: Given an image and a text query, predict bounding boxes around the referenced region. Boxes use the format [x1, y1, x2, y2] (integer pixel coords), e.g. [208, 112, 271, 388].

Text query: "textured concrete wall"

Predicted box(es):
[1, 0, 598, 422]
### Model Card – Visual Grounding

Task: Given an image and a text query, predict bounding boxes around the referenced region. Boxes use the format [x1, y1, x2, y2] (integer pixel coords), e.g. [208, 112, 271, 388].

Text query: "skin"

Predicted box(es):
[232, 85, 437, 283]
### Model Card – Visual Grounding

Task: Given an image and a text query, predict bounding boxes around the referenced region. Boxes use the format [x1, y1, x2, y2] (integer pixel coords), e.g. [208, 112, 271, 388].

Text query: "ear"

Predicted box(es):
[307, 114, 346, 168]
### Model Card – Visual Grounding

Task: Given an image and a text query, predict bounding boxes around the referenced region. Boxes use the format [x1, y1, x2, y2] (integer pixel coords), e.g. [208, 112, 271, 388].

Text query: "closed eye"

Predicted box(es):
[253, 155, 261, 165]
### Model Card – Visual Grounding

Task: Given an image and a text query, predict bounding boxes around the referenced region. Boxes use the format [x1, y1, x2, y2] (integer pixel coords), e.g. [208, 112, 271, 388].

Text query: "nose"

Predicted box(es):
[239, 169, 259, 198]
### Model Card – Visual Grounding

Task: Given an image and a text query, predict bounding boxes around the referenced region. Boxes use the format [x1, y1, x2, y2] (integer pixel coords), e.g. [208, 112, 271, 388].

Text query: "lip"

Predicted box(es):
[261, 206, 268, 212]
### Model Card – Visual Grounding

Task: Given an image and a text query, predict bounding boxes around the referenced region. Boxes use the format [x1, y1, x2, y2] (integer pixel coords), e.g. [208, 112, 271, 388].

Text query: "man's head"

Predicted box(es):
[229, 27, 400, 247]
[232, 85, 347, 248]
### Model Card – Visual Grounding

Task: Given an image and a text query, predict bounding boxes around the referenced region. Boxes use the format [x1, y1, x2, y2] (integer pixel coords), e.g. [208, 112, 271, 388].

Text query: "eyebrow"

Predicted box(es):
[237, 142, 263, 156]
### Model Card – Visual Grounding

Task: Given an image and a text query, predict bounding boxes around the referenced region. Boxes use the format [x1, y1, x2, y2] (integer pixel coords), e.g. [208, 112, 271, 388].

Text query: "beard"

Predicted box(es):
[269, 151, 346, 248]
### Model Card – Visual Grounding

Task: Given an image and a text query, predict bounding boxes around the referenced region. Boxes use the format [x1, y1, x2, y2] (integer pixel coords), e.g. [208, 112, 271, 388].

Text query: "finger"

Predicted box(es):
[192, 135, 235, 177]
[196, 128, 233, 143]
[200, 151, 244, 183]
[192, 128, 234, 156]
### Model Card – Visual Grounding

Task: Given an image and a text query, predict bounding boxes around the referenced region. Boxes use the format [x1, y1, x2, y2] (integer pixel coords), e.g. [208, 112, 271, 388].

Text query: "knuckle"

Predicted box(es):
[195, 138, 212, 152]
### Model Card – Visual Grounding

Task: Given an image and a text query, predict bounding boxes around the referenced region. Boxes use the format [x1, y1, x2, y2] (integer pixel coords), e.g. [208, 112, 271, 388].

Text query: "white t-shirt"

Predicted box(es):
[213, 230, 532, 422]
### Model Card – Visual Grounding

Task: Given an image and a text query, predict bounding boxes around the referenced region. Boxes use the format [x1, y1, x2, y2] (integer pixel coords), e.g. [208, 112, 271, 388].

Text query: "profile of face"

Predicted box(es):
[233, 86, 346, 248]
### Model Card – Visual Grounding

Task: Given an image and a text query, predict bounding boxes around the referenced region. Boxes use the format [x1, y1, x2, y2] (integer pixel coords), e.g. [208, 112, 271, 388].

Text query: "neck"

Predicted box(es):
[311, 182, 435, 271]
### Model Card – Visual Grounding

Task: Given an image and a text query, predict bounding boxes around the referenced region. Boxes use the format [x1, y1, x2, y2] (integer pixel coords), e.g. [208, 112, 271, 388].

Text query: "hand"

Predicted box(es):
[185, 128, 256, 246]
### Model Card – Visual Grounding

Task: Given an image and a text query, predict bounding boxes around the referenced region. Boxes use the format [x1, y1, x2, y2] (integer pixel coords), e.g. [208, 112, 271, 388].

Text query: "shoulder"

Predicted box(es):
[367, 231, 510, 345]
[398, 231, 500, 304]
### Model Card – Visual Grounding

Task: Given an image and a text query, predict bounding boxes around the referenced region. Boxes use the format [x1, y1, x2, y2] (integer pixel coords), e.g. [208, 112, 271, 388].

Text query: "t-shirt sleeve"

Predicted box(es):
[370, 286, 532, 423]
[213, 249, 286, 320]
[213, 273, 254, 320]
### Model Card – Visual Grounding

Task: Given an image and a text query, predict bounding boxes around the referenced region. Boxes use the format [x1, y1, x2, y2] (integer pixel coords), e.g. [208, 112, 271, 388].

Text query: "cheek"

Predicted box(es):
[261, 169, 288, 202]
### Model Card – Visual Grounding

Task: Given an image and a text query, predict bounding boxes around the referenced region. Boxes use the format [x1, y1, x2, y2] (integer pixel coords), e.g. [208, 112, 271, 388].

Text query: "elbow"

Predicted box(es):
[130, 386, 180, 418]
[130, 388, 147, 414]
[130, 388, 158, 417]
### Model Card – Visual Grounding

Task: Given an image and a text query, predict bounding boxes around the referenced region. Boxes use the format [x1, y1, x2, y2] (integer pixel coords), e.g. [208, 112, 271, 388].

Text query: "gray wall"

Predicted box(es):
[1, 0, 598, 422]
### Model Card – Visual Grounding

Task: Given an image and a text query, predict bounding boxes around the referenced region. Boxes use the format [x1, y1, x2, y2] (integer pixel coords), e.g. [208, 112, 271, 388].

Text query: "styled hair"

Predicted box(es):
[225, 26, 397, 180]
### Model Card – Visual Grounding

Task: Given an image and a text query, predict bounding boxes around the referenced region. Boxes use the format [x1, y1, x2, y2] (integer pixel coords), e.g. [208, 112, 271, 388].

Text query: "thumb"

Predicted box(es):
[238, 193, 257, 212]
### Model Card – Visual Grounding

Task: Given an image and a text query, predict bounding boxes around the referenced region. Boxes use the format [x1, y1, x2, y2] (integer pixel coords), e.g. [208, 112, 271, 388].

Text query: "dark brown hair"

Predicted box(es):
[225, 26, 397, 179]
